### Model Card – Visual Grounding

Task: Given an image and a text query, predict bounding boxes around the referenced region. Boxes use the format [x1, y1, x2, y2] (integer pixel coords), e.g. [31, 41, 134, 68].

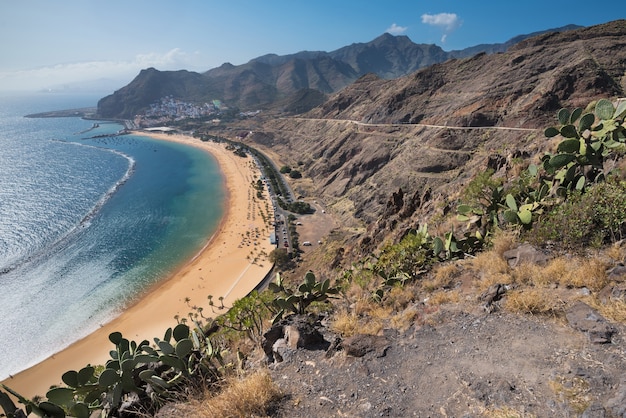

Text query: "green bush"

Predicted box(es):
[375, 231, 430, 281]
[269, 271, 338, 323]
[216, 290, 275, 344]
[531, 177, 626, 249]
[284, 200, 313, 214]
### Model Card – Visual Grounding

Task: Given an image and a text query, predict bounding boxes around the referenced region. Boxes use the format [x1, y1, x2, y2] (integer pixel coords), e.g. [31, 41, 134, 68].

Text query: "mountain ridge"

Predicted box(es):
[96, 24, 582, 119]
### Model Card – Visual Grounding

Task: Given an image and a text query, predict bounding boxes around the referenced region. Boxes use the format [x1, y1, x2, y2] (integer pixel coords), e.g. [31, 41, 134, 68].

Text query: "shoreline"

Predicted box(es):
[1, 132, 275, 399]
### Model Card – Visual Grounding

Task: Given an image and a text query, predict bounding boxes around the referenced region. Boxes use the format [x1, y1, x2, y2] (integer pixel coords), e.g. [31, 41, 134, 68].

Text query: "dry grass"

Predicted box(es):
[588, 298, 626, 323]
[342, 284, 368, 305]
[331, 298, 403, 336]
[489, 229, 519, 257]
[383, 283, 419, 310]
[503, 288, 565, 316]
[330, 310, 361, 337]
[549, 375, 591, 414]
[559, 258, 609, 291]
[422, 262, 459, 292]
[360, 304, 393, 334]
[427, 289, 461, 306]
[512, 260, 561, 287]
[332, 226, 624, 352]
[605, 242, 626, 262]
[468, 249, 513, 292]
[390, 306, 420, 331]
[511, 256, 609, 291]
[352, 296, 377, 316]
[522, 258, 568, 285]
[482, 406, 535, 418]
[170, 370, 281, 418]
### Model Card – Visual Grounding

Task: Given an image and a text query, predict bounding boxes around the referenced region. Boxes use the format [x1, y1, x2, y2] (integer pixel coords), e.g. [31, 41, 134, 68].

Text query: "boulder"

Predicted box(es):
[502, 244, 551, 268]
[261, 315, 327, 363]
[598, 283, 626, 305]
[566, 301, 615, 344]
[343, 334, 390, 358]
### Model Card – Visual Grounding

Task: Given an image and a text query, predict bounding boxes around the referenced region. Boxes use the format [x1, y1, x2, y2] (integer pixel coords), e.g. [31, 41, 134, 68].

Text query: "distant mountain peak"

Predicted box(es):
[97, 20, 617, 119]
[377, 32, 411, 42]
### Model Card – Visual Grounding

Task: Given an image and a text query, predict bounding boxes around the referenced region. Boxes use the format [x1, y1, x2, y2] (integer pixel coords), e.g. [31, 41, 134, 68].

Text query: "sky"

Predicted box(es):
[0, 0, 623, 93]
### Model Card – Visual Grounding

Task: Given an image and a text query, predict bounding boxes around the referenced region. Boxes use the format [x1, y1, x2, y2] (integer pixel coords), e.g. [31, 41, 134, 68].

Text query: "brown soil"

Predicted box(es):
[295, 201, 337, 253]
[267, 308, 626, 417]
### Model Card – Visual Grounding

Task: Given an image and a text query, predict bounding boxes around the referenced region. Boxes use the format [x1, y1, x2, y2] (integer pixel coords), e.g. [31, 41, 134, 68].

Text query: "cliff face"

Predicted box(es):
[97, 25, 581, 119]
[241, 20, 626, 255]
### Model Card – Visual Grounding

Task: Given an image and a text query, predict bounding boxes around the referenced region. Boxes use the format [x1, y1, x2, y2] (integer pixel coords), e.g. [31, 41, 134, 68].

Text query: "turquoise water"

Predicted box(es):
[0, 93, 224, 379]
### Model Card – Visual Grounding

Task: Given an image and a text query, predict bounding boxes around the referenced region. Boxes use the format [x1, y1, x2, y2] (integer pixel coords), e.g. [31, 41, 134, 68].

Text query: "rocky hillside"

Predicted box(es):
[229, 20, 626, 258]
[97, 25, 581, 119]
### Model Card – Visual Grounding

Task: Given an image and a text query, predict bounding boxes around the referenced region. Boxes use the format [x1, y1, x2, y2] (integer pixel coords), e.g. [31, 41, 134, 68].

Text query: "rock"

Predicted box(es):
[598, 283, 626, 304]
[343, 334, 390, 358]
[605, 378, 626, 417]
[382, 188, 404, 218]
[582, 403, 606, 418]
[272, 338, 290, 362]
[261, 315, 327, 363]
[487, 153, 508, 173]
[480, 283, 507, 312]
[325, 336, 342, 358]
[357, 402, 372, 413]
[607, 263, 626, 280]
[284, 321, 325, 349]
[502, 244, 551, 268]
[262, 323, 284, 362]
[565, 301, 615, 344]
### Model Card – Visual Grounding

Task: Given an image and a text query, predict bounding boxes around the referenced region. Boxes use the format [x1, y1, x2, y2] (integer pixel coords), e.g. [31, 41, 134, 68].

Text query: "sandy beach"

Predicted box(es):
[1, 132, 275, 399]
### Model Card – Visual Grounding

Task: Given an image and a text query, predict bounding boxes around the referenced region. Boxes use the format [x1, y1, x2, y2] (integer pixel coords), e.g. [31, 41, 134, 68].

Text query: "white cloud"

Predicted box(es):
[421, 13, 461, 43]
[0, 48, 207, 92]
[421, 13, 460, 30]
[386, 23, 408, 35]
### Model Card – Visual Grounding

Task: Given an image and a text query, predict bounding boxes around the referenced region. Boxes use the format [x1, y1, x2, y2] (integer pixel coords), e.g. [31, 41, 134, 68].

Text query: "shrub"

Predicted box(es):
[375, 231, 430, 281]
[268, 271, 339, 322]
[283, 200, 313, 214]
[531, 177, 626, 249]
[288, 169, 302, 179]
[269, 248, 293, 269]
[216, 290, 275, 345]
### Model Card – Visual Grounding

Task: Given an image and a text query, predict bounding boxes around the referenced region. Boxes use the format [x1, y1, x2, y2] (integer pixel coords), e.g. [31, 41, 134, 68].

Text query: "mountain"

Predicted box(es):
[96, 24, 582, 119]
[223, 19, 626, 256]
[97, 69, 212, 119]
[447, 24, 583, 59]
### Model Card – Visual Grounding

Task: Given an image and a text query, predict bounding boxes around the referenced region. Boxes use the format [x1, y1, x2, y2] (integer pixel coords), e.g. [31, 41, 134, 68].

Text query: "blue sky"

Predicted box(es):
[0, 0, 623, 92]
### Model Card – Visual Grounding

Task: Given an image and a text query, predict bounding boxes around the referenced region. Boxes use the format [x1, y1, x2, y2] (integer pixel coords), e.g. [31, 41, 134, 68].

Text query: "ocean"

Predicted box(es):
[0, 92, 224, 379]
